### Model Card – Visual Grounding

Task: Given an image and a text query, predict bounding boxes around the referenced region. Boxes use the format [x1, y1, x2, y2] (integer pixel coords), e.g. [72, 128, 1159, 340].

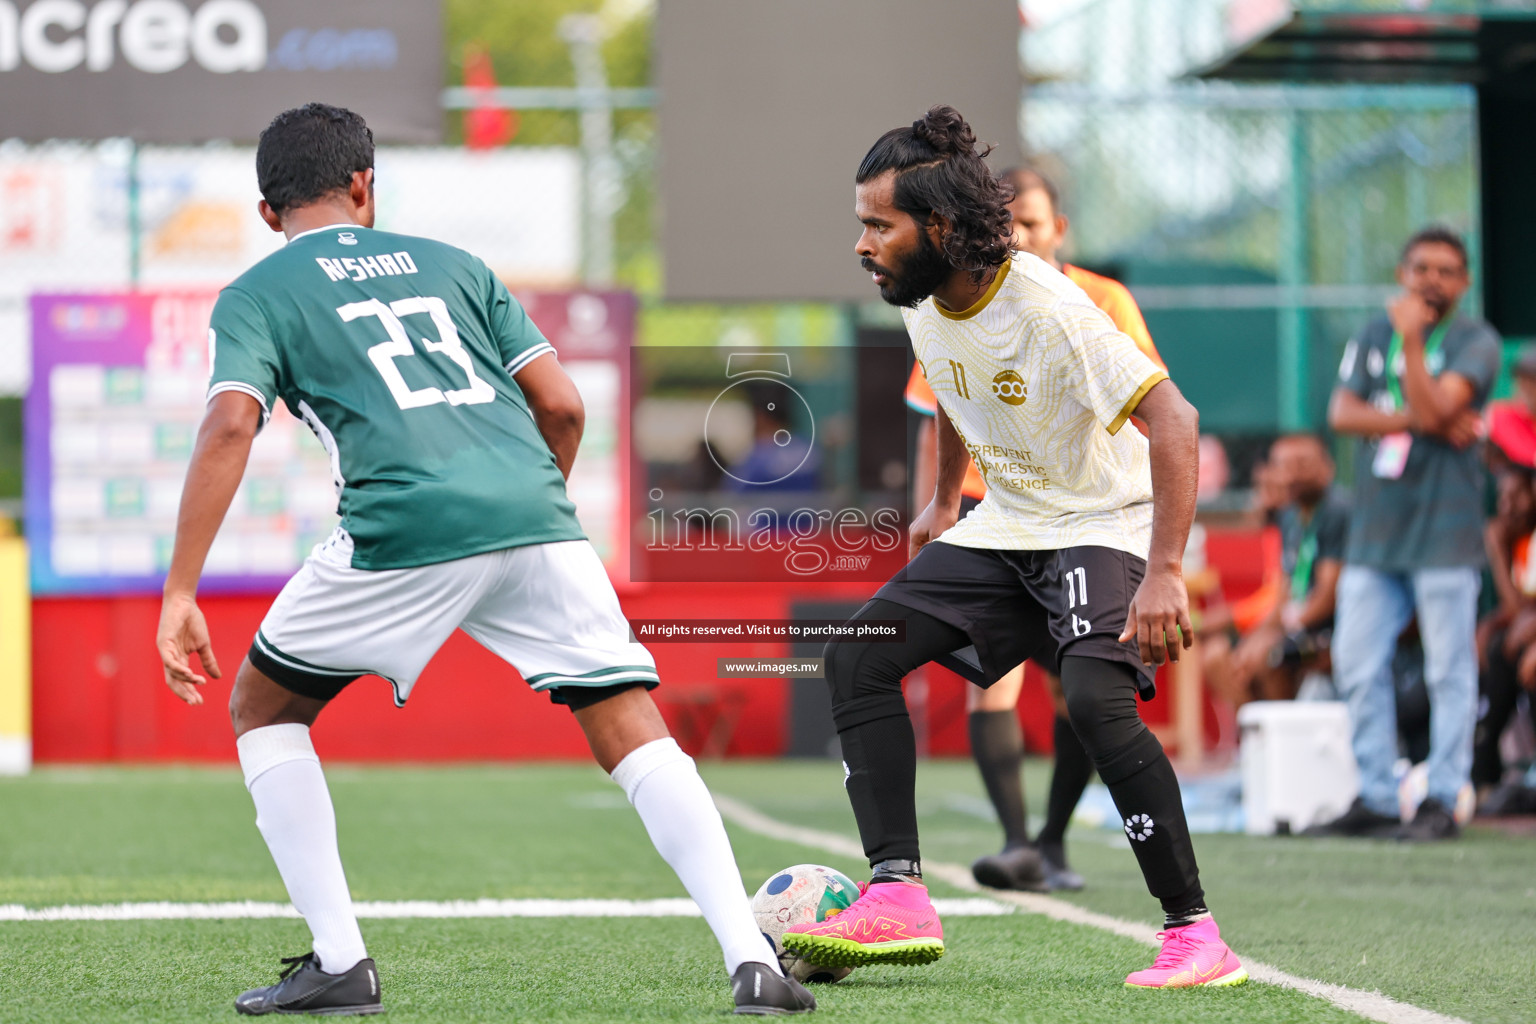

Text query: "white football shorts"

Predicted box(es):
[248, 533, 658, 707]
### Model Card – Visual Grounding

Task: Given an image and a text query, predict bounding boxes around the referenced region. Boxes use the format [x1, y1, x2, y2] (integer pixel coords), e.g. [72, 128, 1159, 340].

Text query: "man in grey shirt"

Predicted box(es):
[1315, 226, 1502, 841]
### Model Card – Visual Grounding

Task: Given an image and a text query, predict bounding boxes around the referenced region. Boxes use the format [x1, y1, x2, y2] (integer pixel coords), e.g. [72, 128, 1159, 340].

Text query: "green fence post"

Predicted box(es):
[1278, 111, 1311, 430]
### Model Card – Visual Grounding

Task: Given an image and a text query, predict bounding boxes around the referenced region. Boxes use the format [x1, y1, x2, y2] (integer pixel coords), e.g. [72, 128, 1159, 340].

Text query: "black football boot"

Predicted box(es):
[234, 953, 383, 1016]
[731, 961, 816, 1016]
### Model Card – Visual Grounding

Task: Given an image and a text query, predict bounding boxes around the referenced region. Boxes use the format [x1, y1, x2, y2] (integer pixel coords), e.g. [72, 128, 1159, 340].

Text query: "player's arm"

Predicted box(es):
[1289, 558, 1341, 632]
[1327, 388, 1412, 438]
[157, 391, 262, 705]
[905, 364, 940, 542]
[1328, 327, 1415, 439]
[1119, 378, 1199, 666]
[909, 406, 967, 558]
[513, 353, 585, 480]
[1485, 517, 1523, 616]
[1390, 293, 1471, 430]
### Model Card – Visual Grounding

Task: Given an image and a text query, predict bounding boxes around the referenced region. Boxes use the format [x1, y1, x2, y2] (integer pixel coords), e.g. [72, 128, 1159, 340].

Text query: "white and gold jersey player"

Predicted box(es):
[780, 104, 1248, 991]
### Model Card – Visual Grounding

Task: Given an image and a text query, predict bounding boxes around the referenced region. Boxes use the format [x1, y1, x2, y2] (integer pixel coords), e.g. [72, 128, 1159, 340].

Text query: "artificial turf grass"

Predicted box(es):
[701, 759, 1536, 1024]
[0, 916, 1369, 1024]
[3, 762, 1532, 1022]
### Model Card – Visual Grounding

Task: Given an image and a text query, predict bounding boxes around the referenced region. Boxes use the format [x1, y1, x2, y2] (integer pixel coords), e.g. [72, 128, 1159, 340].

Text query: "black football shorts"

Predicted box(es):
[872, 539, 1156, 698]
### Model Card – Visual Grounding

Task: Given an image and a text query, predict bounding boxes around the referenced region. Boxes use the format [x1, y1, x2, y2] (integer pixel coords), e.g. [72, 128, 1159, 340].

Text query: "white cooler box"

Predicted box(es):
[1238, 701, 1358, 835]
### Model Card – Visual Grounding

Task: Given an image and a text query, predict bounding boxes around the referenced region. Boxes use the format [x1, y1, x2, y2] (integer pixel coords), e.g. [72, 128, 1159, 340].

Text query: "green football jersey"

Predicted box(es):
[207, 223, 585, 570]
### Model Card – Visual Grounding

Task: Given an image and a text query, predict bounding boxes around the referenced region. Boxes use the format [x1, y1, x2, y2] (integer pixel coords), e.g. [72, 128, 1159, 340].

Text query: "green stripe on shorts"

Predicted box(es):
[525, 665, 660, 690]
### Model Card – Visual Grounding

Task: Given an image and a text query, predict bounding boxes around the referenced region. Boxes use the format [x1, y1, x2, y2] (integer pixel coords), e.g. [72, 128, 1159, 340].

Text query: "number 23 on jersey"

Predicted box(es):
[338, 296, 496, 410]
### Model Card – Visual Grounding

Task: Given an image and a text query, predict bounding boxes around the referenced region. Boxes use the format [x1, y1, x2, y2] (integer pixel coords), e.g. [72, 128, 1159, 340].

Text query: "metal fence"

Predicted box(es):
[1022, 0, 1481, 433]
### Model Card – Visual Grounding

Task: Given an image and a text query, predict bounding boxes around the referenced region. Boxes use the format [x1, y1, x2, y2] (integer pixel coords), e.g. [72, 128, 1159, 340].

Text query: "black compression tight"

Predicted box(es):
[823, 600, 1206, 916]
[824, 601, 970, 866]
[1059, 655, 1205, 916]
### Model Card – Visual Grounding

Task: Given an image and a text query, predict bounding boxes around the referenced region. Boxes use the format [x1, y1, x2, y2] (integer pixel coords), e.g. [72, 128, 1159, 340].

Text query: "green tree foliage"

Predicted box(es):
[444, 0, 657, 290]
[444, 0, 652, 146]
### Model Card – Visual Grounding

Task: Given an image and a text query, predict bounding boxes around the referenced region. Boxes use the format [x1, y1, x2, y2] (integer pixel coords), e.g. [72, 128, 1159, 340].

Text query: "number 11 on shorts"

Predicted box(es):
[1065, 565, 1090, 637]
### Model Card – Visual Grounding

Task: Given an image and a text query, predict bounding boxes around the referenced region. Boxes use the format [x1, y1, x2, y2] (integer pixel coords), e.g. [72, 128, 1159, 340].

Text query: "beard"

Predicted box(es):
[861, 231, 953, 308]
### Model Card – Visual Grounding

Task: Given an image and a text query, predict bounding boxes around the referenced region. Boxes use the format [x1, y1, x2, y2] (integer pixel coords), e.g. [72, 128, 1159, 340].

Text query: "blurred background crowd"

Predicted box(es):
[3, 0, 1536, 847]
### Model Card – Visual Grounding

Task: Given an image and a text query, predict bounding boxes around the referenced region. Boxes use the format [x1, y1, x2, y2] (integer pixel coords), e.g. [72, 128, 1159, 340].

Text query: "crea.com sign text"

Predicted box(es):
[0, 0, 398, 75]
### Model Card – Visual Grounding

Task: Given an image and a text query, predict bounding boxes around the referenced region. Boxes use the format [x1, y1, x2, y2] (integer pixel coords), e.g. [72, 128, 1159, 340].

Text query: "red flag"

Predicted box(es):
[464, 45, 517, 150]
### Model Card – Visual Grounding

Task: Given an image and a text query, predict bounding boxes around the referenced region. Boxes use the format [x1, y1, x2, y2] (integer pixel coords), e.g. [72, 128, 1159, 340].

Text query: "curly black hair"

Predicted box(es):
[257, 103, 374, 216]
[856, 105, 1015, 284]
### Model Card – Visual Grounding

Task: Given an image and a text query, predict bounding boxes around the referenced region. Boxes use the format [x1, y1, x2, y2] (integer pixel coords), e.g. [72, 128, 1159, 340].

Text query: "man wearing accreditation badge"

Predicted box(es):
[1319, 226, 1502, 841]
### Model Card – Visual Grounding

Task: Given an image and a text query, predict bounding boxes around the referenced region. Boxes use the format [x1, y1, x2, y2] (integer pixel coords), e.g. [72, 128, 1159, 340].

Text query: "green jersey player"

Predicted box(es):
[155, 104, 813, 1018]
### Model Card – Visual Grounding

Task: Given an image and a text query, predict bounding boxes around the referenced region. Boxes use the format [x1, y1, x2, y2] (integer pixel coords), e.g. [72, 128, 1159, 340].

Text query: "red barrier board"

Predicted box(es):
[32, 581, 866, 763]
[31, 533, 1267, 764]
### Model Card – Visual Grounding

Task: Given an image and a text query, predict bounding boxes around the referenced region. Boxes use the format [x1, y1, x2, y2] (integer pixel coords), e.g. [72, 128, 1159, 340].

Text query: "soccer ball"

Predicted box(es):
[751, 864, 860, 984]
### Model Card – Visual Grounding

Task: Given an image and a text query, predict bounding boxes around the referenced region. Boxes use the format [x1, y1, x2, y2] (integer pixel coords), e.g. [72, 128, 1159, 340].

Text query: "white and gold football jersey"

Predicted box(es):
[901, 251, 1168, 556]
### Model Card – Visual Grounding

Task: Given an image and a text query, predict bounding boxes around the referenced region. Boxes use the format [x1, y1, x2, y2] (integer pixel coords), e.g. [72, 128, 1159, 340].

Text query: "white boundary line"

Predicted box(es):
[0, 896, 1012, 923]
[713, 794, 1470, 1024]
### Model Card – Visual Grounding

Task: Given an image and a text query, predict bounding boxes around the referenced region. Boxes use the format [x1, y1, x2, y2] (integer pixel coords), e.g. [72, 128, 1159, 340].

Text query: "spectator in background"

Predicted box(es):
[1196, 434, 1230, 504]
[1192, 442, 1287, 695]
[1483, 343, 1536, 474]
[1203, 435, 1347, 705]
[1473, 468, 1536, 812]
[1314, 226, 1501, 841]
[1475, 371, 1536, 813]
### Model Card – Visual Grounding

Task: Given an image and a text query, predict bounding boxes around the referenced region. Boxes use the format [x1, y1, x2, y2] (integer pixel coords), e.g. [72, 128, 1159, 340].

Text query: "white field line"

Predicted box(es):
[713, 794, 1470, 1024]
[0, 896, 1011, 924]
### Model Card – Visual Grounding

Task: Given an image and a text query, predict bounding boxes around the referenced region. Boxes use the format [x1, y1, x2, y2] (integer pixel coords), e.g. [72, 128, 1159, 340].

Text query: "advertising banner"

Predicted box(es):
[0, 144, 580, 395]
[26, 290, 339, 594]
[26, 287, 631, 594]
[0, 0, 443, 142]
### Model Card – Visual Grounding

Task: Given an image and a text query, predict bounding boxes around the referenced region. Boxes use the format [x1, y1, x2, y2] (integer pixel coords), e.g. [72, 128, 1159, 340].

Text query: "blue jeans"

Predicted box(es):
[1332, 565, 1480, 815]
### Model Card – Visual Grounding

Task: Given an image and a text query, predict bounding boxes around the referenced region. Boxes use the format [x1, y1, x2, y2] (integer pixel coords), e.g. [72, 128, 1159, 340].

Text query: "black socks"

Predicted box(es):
[1163, 904, 1210, 929]
[968, 710, 1029, 849]
[1036, 713, 1094, 856]
[869, 858, 923, 884]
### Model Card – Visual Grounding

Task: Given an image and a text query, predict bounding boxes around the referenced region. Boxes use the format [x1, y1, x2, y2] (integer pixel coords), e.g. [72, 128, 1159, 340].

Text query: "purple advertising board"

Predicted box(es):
[26, 290, 340, 595]
[26, 289, 635, 596]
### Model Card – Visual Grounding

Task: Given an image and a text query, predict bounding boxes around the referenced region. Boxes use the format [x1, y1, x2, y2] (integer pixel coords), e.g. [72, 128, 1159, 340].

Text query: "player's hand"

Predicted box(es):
[909, 497, 960, 560]
[1387, 291, 1436, 345]
[1518, 644, 1536, 692]
[1443, 408, 1483, 449]
[157, 592, 221, 705]
[1120, 567, 1193, 666]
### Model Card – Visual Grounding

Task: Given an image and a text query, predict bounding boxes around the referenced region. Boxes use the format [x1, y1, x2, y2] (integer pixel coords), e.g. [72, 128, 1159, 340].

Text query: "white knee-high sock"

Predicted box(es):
[237, 724, 368, 974]
[611, 738, 780, 976]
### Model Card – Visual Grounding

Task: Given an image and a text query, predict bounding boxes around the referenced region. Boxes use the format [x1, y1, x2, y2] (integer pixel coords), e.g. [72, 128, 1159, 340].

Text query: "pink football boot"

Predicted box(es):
[781, 879, 944, 967]
[1125, 918, 1249, 989]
